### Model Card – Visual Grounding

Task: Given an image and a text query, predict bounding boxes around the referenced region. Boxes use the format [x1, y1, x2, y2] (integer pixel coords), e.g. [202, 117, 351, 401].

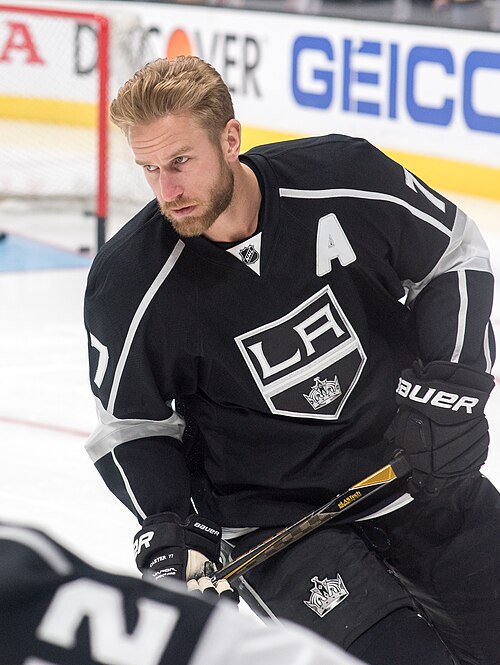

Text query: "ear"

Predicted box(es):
[221, 119, 241, 163]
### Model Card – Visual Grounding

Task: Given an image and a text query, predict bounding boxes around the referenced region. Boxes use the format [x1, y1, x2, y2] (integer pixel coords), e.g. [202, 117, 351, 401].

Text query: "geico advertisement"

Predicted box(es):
[285, 21, 500, 168]
[106, 1, 500, 169]
[1, 1, 499, 169]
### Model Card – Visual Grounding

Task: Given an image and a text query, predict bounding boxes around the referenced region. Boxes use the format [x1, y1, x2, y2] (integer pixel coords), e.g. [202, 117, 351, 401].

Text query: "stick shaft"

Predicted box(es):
[213, 455, 410, 583]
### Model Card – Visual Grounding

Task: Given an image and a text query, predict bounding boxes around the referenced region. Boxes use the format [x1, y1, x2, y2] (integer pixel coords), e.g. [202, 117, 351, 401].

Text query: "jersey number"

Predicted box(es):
[404, 168, 445, 212]
[31, 578, 179, 665]
[89, 333, 109, 388]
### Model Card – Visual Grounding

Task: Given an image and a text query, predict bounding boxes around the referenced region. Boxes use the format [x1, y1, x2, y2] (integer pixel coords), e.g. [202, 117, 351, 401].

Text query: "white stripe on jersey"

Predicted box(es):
[451, 271, 468, 363]
[108, 240, 185, 414]
[111, 448, 147, 520]
[278, 187, 452, 238]
[484, 325, 493, 374]
[0, 526, 72, 575]
[85, 397, 185, 463]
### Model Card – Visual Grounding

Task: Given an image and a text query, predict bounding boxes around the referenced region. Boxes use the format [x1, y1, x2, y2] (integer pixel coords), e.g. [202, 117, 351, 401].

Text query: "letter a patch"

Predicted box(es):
[316, 213, 356, 276]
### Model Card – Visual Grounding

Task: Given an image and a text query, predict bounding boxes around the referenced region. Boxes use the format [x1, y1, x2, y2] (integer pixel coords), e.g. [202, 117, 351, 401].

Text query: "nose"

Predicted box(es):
[159, 171, 183, 202]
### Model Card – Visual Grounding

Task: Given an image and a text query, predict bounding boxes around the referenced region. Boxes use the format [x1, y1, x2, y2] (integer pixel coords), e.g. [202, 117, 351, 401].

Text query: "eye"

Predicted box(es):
[143, 164, 159, 173]
[174, 156, 188, 166]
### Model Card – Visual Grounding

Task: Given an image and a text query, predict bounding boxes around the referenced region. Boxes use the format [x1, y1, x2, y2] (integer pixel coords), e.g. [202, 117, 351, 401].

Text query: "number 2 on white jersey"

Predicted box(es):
[34, 578, 178, 665]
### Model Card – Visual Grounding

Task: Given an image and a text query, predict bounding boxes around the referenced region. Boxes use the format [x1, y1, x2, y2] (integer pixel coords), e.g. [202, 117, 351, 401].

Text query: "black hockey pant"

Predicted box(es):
[231, 473, 500, 665]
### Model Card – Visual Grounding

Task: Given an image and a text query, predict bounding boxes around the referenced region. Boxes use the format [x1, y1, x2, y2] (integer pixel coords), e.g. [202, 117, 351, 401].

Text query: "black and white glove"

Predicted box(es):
[134, 512, 238, 602]
[387, 360, 494, 496]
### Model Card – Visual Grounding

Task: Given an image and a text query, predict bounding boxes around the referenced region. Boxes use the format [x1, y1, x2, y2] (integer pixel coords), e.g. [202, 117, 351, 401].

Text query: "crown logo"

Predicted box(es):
[304, 574, 349, 617]
[303, 376, 341, 410]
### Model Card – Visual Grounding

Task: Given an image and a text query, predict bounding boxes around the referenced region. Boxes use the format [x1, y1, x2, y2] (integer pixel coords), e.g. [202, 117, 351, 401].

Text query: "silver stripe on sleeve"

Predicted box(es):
[86, 397, 185, 519]
[0, 526, 72, 575]
[108, 239, 185, 414]
[85, 397, 185, 463]
[403, 209, 492, 306]
[279, 187, 452, 238]
[450, 271, 468, 363]
[484, 324, 493, 374]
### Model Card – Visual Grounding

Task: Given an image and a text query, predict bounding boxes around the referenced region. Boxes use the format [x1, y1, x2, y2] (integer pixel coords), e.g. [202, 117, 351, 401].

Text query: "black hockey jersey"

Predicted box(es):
[84, 135, 494, 529]
[0, 522, 362, 665]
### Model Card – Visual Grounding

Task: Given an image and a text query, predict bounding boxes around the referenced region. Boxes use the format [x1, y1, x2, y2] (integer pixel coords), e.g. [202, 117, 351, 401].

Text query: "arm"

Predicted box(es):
[359, 146, 495, 491]
[83, 234, 197, 521]
[84, 247, 226, 586]
[335, 138, 494, 373]
[402, 203, 494, 372]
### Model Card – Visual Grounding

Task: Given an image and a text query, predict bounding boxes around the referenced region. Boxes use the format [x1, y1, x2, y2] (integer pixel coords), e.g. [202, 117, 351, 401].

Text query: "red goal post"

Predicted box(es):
[0, 3, 149, 249]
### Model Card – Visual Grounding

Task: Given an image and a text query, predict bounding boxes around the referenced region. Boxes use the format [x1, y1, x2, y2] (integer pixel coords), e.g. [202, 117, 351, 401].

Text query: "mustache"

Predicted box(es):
[160, 198, 199, 213]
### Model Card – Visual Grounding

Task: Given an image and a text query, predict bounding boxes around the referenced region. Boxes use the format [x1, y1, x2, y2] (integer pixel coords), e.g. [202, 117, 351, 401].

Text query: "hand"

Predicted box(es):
[187, 573, 240, 603]
[387, 360, 494, 496]
[134, 512, 221, 582]
[134, 513, 239, 603]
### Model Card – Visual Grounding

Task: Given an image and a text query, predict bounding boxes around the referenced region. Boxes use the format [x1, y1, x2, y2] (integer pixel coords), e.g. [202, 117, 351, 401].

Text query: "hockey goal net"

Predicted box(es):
[0, 3, 151, 249]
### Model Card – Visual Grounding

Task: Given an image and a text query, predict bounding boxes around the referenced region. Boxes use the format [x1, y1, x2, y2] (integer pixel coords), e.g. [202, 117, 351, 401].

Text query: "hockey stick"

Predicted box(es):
[212, 454, 411, 584]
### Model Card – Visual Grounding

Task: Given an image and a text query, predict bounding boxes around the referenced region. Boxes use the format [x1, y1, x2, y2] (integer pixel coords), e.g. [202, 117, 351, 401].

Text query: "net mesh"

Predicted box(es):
[0, 5, 153, 246]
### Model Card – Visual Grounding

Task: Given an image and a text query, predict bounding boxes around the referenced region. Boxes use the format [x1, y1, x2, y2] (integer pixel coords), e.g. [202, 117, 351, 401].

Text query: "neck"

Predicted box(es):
[203, 163, 261, 243]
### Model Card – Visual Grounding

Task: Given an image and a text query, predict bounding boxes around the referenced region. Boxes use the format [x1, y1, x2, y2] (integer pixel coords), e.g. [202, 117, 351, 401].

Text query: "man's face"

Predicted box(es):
[130, 113, 234, 237]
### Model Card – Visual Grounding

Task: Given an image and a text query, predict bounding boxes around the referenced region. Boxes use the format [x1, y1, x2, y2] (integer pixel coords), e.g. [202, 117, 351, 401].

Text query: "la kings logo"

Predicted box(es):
[235, 286, 366, 419]
[304, 574, 349, 617]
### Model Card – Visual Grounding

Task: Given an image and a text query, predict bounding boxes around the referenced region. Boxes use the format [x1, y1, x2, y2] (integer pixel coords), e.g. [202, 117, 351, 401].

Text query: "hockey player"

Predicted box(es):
[84, 55, 500, 664]
[0, 521, 368, 665]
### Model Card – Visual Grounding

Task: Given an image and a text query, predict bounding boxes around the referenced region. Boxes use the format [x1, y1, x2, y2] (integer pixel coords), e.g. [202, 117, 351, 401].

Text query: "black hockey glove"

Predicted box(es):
[387, 360, 494, 496]
[134, 512, 238, 602]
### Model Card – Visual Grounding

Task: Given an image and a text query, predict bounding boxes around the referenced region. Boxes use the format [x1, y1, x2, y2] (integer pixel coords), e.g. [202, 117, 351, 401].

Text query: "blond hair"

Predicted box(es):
[110, 56, 234, 142]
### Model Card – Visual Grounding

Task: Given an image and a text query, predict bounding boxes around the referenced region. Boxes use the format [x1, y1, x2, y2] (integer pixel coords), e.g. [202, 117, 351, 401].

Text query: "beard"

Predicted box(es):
[159, 158, 234, 238]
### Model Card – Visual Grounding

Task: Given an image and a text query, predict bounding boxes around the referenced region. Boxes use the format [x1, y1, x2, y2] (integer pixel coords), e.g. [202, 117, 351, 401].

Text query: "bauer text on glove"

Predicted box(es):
[387, 360, 494, 495]
[133, 512, 239, 602]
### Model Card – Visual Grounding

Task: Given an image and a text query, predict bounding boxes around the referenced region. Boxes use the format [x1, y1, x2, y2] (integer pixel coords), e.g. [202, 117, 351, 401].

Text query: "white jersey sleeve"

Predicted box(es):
[194, 600, 367, 665]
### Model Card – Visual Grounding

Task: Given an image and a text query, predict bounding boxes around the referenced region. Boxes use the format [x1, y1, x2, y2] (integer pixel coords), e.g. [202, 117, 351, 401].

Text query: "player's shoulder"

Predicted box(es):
[0, 522, 76, 585]
[244, 134, 382, 187]
[245, 134, 374, 160]
[89, 200, 167, 271]
[85, 200, 180, 301]
[247, 133, 366, 157]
